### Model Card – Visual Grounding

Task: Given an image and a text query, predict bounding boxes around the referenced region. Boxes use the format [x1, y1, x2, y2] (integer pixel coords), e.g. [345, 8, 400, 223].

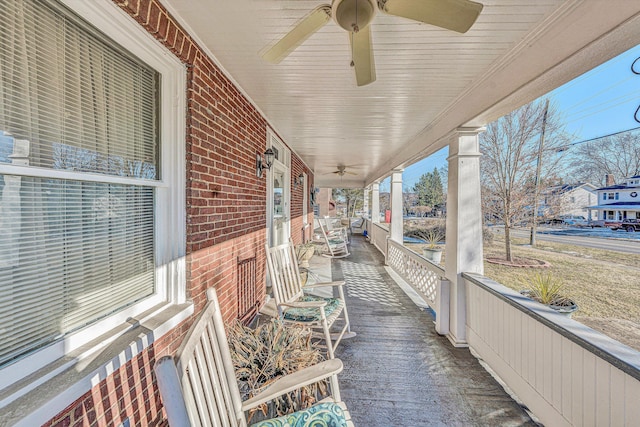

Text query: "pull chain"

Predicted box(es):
[351, 0, 359, 67]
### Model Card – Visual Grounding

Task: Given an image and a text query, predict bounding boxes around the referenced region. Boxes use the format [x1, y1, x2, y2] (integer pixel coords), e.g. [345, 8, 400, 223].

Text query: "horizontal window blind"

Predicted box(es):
[0, 0, 160, 366]
[0, 176, 155, 365]
[0, 0, 158, 179]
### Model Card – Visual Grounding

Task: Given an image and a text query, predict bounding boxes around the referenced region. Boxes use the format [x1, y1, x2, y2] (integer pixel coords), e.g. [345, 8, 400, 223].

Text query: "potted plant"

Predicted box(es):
[421, 228, 444, 264]
[295, 242, 316, 268]
[520, 273, 578, 317]
[227, 319, 328, 423]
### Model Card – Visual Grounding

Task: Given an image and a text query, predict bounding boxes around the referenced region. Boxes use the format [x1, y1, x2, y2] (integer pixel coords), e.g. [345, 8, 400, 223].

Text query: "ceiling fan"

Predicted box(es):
[331, 165, 358, 177]
[261, 0, 483, 86]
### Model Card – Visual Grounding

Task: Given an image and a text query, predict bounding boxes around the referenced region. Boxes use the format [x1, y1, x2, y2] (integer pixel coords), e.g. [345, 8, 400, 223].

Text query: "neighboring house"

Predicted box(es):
[591, 175, 640, 223]
[540, 183, 598, 220]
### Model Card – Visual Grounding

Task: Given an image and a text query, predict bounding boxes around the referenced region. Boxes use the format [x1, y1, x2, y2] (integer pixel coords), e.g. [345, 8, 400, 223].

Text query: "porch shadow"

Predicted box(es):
[331, 236, 537, 426]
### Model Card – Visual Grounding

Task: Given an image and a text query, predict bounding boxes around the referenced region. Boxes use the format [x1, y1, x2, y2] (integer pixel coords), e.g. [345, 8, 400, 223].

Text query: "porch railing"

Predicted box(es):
[464, 273, 640, 427]
[364, 220, 390, 258]
[364, 235, 640, 426]
[386, 239, 450, 335]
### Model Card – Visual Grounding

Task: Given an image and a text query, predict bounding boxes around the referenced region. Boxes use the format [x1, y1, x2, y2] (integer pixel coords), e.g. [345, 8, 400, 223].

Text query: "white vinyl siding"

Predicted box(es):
[0, 0, 159, 367]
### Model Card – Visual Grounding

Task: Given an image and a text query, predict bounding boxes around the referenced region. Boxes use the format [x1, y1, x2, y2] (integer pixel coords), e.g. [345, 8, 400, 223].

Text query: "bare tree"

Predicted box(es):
[480, 99, 571, 261]
[379, 192, 390, 217]
[403, 189, 418, 216]
[569, 130, 640, 186]
[332, 188, 364, 217]
[411, 205, 433, 217]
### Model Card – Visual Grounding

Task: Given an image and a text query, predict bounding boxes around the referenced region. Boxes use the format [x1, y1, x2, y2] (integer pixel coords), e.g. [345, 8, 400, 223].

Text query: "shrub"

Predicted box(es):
[483, 226, 494, 244]
[404, 220, 446, 247]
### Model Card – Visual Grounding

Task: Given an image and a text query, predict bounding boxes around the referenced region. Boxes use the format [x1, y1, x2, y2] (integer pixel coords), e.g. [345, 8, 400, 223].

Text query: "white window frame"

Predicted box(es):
[0, 0, 189, 420]
[303, 172, 309, 226]
[266, 129, 291, 246]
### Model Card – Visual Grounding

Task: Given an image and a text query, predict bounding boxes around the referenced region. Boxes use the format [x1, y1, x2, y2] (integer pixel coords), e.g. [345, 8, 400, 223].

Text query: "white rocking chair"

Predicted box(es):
[316, 219, 350, 259]
[265, 241, 355, 359]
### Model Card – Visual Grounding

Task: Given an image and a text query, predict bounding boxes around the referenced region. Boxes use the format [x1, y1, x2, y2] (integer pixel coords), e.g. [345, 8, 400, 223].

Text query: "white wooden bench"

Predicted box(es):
[154, 288, 353, 426]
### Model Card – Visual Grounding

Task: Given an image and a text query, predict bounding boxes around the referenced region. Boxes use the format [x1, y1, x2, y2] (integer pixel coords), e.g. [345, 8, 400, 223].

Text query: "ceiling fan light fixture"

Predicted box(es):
[261, 0, 483, 86]
[332, 0, 376, 32]
[378, 0, 483, 34]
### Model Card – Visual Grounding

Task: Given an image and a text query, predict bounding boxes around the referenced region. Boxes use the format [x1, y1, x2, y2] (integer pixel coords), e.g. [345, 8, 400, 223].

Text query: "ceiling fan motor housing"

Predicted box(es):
[332, 0, 377, 32]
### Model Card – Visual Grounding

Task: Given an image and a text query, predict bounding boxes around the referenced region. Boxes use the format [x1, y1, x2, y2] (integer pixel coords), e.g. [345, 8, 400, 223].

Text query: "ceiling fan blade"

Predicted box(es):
[261, 5, 332, 64]
[379, 0, 483, 34]
[349, 25, 376, 87]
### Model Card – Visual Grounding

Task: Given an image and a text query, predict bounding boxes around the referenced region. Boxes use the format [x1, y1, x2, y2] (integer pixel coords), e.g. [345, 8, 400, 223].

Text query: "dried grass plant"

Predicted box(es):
[227, 319, 329, 422]
[421, 227, 445, 249]
[524, 272, 571, 306]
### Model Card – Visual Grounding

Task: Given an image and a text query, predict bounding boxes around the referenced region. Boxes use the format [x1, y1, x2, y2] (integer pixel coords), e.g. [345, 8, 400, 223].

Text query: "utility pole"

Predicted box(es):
[530, 98, 550, 246]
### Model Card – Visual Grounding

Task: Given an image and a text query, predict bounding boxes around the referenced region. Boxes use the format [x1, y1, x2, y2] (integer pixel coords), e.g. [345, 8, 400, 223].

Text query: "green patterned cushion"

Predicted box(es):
[283, 295, 341, 322]
[250, 402, 346, 427]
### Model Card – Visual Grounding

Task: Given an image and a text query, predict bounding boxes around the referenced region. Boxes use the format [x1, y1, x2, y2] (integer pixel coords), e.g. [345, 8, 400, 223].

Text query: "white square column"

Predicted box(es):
[371, 182, 380, 223]
[445, 128, 484, 347]
[390, 169, 404, 243]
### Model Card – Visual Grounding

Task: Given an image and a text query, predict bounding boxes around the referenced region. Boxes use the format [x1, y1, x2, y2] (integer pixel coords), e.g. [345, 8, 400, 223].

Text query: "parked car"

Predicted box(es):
[560, 215, 587, 226]
[541, 215, 587, 226]
[538, 217, 563, 225]
[620, 219, 640, 232]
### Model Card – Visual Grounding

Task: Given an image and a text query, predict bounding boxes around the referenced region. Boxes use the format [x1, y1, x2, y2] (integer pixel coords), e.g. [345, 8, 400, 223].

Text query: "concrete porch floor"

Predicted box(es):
[320, 235, 537, 426]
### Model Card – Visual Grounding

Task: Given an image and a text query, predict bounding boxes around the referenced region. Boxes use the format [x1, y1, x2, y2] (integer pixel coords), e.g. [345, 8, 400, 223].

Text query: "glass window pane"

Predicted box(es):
[0, 175, 155, 366]
[0, 0, 159, 179]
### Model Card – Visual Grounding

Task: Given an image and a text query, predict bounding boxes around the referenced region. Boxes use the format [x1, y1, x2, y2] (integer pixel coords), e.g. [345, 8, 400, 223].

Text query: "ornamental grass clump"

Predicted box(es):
[422, 227, 445, 249]
[227, 319, 329, 422]
[524, 272, 571, 306]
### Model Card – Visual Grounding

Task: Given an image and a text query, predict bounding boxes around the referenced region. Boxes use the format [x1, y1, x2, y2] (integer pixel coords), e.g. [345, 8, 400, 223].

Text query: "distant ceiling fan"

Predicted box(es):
[261, 0, 483, 86]
[331, 165, 358, 177]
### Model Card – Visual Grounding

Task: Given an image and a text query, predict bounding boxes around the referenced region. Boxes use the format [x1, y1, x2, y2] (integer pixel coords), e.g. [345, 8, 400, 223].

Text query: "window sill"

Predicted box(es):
[0, 302, 194, 427]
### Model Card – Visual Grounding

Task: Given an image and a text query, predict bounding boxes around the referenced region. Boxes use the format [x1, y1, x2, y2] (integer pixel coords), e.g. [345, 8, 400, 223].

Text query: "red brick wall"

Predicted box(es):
[188, 231, 266, 321]
[43, 349, 166, 427]
[44, 1, 313, 426]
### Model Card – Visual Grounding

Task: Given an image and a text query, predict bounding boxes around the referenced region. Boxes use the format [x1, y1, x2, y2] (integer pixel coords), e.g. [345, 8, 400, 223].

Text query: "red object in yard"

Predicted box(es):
[385, 210, 391, 223]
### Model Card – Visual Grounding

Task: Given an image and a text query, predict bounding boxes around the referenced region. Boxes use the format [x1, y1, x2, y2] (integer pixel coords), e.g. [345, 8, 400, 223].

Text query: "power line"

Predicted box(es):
[551, 48, 637, 97]
[560, 88, 640, 120]
[559, 75, 635, 113]
[562, 93, 640, 126]
[567, 126, 640, 147]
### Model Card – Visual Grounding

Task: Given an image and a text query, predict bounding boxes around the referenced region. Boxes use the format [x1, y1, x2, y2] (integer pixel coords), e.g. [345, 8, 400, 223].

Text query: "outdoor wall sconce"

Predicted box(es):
[294, 173, 304, 188]
[256, 148, 275, 178]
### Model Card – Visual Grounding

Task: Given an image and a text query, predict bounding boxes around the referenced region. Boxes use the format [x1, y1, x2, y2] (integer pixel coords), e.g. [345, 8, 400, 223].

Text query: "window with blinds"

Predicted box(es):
[0, 0, 159, 367]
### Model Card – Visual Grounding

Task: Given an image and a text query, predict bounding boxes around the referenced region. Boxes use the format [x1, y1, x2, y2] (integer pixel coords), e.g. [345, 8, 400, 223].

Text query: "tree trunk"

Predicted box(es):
[504, 225, 512, 262]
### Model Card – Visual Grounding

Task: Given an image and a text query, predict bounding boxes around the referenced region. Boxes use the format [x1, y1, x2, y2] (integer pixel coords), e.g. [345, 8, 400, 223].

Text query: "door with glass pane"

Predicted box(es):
[271, 164, 290, 246]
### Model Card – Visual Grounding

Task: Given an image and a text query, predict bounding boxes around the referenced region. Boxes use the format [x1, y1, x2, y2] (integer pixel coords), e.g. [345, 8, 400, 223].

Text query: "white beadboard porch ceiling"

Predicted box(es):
[162, 1, 640, 188]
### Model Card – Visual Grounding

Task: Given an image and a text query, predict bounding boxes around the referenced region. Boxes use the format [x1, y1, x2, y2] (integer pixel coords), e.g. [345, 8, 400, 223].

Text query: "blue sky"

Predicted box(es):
[382, 44, 640, 192]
